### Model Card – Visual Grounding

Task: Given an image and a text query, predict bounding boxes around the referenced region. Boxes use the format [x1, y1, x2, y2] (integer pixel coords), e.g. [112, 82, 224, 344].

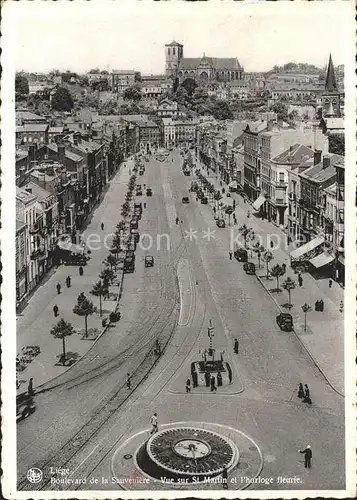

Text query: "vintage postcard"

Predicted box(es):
[1, 0, 356, 498]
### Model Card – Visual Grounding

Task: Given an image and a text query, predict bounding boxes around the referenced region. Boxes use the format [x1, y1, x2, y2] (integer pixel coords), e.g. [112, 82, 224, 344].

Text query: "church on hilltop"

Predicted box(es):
[165, 40, 244, 85]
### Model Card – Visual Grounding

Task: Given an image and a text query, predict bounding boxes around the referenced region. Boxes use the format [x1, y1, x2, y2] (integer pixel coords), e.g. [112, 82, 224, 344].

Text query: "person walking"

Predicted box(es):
[28, 378, 34, 396]
[192, 370, 198, 388]
[247, 210, 250, 218]
[210, 376, 217, 392]
[66, 276, 71, 288]
[217, 371, 223, 387]
[229, 251, 233, 260]
[101, 222, 104, 231]
[298, 273, 303, 287]
[150, 413, 158, 435]
[185, 379, 191, 393]
[315, 300, 319, 312]
[222, 465, 228, 489]
[127, 373, 131, 390]
[339, 300, 344, 313]
[53, 304, 59, 317]
[204, 371, 210, 388]
[319, 299, 324, 312]
[176, 217, 179, 225]
[299, 445, 312, 468]
[56, 282, 61, 295]
[79, 266, 84, 276]
[234, 338, 239, 354]
[298, 382, 304, 398]
[303, 384, 312, 404]
[329, 279, 333, 288]
[144, 202, 147, 208]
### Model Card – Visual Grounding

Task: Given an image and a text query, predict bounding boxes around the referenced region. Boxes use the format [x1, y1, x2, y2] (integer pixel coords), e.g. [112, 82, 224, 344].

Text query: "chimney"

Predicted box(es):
[322, 155, 330, 169]
[267, 119, 274, 131]
[314, 149, 322, 165]
[58, 145, 66, 166]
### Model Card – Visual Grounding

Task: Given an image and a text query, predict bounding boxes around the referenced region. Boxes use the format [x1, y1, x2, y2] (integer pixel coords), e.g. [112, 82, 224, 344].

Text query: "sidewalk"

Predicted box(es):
[194, 159, 344, 396]
[16, 159, 134, 393]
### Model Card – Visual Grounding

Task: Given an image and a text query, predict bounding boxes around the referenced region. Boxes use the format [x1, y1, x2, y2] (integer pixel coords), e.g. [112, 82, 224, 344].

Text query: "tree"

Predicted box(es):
[123, 85, 142, 102]
[239, 224, 252, 248]
[263, 250, 274, 278]
[73, 293, 94, 337]
[174, 86, 189, 106]
[15, 75, 29, 99]
[50, 318, 75, 365]
[211, 100, 233, 120]
[51, 87, 74, 111]
[270, 264, 286, 292]
[272, 101, 289, 122]
[301, 303, 312, 331]
[181, 78, 198, 97]
[100, 267, 114, 286]
[104, 254, 117, 271]
[89, 68, 100, 74]
[90, 280, 107, 317]
[282, 277, 296, 307]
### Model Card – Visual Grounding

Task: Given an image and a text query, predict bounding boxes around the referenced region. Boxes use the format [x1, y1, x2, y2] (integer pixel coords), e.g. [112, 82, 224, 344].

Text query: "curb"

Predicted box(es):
[255, 272, 344, 398]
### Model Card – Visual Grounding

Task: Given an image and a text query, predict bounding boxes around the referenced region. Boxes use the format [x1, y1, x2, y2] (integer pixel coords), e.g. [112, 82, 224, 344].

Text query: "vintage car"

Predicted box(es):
[216, 219, 225, 228]
[145, 255, 154, 267]
[276, 312, 293, 332]
[201, 197, 208, 204]
[182, 196, 190, 204]
[243, 262, 256, 275]
[130, 220, 139, 230]
[146, 188, 153, 196]
[234, 248, 248, 262]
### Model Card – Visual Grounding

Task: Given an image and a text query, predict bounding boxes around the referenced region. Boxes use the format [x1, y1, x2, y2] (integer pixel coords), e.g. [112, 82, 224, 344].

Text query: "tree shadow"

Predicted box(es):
[281, 302, 294, 310]
[55, 351, 80, 366]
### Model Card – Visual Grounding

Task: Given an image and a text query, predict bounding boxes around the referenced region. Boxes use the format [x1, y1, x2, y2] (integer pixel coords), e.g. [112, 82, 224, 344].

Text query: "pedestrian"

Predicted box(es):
[28, 378, 34, 396]
[247, 210, 250, 218]
[204, 371, 210, 387]
[66, 276, 71, 288]
[186, 378, 191, 393]
[234, 338, 239, 354]
[298, 382, 304, 398]
[144, 202, 147, 208]
[127, 373, 131, 390]
[150, 413, 158, 435]
[298, 273, 303, 287]
[270, 240, 274, 249]
[176, 217, 179, 225]
[315, 300, 319, 312]
[217, 371, 223, 387]
[101, 222, 104, 231]
[53, 304, 59, 317]
[210, 376, 217, 392]
[56, 282, 61, 295]
[229, 251, 233, 260]
[244, 197, 246, 204]
[222, 465, 228, 489]
[339, 300, 344, 313]
[329, 279, 333, 288]
[79, 266, 84, 276]
[319, 299, 324, 312]
[195, 280, 198, 285]
[299, 445, 312, 468]
[303, 384, 312, 404]
[192, 371, 198, 388]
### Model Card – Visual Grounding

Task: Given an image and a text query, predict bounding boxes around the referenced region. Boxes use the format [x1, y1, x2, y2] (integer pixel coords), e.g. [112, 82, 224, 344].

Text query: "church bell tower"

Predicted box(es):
[322, 54, 341, 118]
[165, 40, 183, 78]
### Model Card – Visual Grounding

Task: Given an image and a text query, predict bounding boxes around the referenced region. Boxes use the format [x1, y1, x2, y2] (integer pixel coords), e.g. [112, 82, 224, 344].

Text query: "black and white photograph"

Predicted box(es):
[1, 0, 356, 497]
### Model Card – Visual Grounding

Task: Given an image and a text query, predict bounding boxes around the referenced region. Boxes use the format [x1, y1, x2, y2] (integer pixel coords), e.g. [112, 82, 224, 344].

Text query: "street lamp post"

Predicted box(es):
[301, 303, 312, 331]
[207, 319, 215, 361]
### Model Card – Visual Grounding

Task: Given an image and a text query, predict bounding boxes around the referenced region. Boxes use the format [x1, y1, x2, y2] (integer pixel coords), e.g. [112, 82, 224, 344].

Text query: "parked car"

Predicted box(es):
[136, 189, 142, 196]
[145, 255, 154, 267]
[276, 312, 293, 332]
[201, 197, 208, 204]
[243, 262, 256, 275]
[146, 188, 152, 196]
[182, 196, 189, 204]
[139, 170, 144, 176]
[130, 220, 139, 230]
[216, 219, 225, 228]
[234, 248, 248, 262]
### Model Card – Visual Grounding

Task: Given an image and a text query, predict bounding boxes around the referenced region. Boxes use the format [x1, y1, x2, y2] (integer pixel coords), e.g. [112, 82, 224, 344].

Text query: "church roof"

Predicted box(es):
[325, 54, 338, 93]
[179, 57, 242, 71]
[166, 40, 183, 47]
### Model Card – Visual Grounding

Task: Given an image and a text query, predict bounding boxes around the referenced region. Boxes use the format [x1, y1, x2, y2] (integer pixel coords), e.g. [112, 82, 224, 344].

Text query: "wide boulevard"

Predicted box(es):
[17, 148, 344, 492]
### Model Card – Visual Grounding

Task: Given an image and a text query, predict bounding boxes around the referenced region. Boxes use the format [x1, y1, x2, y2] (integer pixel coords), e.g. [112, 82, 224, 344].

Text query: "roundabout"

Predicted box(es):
[111, 421, 263, 490]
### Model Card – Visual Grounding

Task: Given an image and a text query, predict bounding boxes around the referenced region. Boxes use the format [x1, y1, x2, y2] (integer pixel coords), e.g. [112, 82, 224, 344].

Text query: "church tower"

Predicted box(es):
[165, 41, 183, 78]
[322, 54, 341, 118]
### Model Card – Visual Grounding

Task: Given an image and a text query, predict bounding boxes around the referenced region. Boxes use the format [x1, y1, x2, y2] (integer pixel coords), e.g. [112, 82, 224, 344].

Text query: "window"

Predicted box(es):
[173, 48, 176, 56]
[279, 172, 285, 184]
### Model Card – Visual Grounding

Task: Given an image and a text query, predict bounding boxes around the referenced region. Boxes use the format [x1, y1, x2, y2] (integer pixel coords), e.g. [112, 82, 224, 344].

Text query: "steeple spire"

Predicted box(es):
[325, 54, 338, 93]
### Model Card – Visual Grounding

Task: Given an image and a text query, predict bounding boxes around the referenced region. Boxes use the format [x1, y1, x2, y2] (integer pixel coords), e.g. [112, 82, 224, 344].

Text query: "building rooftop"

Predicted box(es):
[47, 143, 84, 162]
[16, 124, 49, 133]
[165, 40, 183, 47]
[48, 126, 64, 134]
[16, 110, 47, 122]
[300, 153, 343, 183]
[112, 69, 136, 75]
[16, 186, 37, 204]
[24, 181, 53, 200]
[179, 56, 242, 71]
[16, 218, 26, 231]
[272, 144, 315, 164]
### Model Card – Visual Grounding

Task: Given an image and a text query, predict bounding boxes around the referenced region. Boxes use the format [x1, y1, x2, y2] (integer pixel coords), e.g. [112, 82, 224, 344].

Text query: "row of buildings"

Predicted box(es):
[195, 56, 345, 284]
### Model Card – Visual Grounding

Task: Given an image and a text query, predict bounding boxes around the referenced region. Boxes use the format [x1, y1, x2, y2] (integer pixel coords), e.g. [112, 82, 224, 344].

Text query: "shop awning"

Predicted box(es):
[252, 195, 265, 211]
[309, 252, 334, 268]
[290, 236, 324, 260]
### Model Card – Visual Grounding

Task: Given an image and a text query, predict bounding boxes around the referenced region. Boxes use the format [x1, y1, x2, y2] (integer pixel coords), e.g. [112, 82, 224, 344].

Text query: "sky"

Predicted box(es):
[5, 0, 353, 74]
